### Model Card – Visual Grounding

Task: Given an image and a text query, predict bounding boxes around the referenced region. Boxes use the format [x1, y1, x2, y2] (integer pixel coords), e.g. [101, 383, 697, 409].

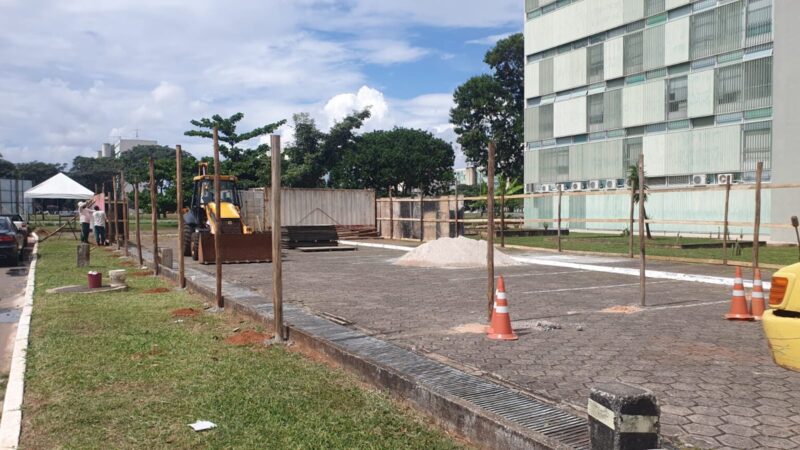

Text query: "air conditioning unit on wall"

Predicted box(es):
[571, 182, 584, 191]
[557, 183, 569, 192]
[540, 184, 552, 192]
[605, 179, 617, 190]
[623, 178, 634, 189]
[692, 174, 708, 186]
[717, 174, 734, 185]
[588, 180, 601, 190]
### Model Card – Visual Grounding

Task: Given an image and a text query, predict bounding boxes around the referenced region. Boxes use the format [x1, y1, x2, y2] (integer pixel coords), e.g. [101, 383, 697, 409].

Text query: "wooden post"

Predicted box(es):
[149, 158, 159, 275]
[638, 154, 646, 307]
[753, 162, 763, 270]
[792, 216, 800, 261]
[487, 141, 496, 321]
[557, 185, 563, 252]
[628, 178, 635, 258]
[419, 189, 424, 242]
[722, 178, 731, 265]
[500, 185, 506, 248]
[176, 145, 185, 289]
[454, 183, 459, 237]
[121, 171, 129, 257]
[135, 183, 143, 267]
[389, 186, 394, 240]
[271, 134, 285, 341]
[373, 189, 378, 235]
[212, 129, 223, 308]
[111, 175, 119, 248]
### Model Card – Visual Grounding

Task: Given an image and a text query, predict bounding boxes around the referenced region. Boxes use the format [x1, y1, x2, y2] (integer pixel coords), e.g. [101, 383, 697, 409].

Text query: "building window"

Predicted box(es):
[603, 89, 623, 130]
[539, 104, 554, 140]
[690, 9, 716, 59]
[525, 0, 539, 13]
[746, 0, 772, 44]
[645, 0, 665, 17]
[623, 138, 643, 175]
[715, 64, 743, 114]
[715, 1, 744, 55]
[667, 76, 688, 120]
[743, 57, 772, 110]
[587, 93, 604, 132]
[539, 58, 554, 95]
[624, 31, 644, 76]
[587, 44, 604, 84]
[742, 121, 771, 172]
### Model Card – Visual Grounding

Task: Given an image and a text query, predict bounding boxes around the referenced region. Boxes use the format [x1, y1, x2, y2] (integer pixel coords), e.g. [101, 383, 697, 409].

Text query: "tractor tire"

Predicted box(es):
[191, 231, 200, 261]
[183, 225, 195, 257]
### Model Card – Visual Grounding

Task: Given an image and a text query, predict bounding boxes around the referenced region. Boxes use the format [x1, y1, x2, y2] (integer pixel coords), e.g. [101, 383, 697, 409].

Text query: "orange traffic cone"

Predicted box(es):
[486, 276, 506, 334]
[751, 269, 766, 320]
[487, 276, 518, 341]
[725, 267, 754, 320]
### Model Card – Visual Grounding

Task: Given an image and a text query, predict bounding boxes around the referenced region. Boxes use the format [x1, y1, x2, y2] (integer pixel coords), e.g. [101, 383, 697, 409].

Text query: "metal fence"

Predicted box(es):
[240, 188, 376, 230]
[0, 178, 33, 216]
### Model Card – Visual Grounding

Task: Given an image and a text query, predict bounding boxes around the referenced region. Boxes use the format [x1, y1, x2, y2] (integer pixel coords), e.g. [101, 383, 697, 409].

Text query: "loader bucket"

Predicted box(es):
[198, 232, 273, 264]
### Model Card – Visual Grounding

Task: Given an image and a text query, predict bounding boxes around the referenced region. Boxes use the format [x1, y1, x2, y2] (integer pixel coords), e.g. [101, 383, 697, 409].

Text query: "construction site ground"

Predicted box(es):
[141, 232, 800, 450]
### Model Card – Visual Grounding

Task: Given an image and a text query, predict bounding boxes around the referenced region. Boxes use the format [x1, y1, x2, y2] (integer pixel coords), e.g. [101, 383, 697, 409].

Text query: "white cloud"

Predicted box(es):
[466, 32, 514, 46]
[0, 0, 517, 167]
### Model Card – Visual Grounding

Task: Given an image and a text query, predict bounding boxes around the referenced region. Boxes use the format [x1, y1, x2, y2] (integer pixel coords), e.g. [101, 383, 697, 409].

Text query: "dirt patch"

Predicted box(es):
[600, 305, 642, 314]
[130, 271, 153, 277]
[120, 261, 136, 267]
[171, 308, 199, 318]
[143, 287, 170, 294]
[446, 323, 487, 334]
[225, 330, 271, 346]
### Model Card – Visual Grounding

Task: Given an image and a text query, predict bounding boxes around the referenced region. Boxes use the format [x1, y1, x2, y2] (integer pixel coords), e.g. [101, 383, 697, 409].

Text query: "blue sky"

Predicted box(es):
[0, 0, 521, 167]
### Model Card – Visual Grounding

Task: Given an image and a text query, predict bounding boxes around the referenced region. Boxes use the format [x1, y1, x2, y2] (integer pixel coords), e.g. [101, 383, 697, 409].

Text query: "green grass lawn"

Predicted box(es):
[22, 240, 464, 449]
[501, 232, 799, 266]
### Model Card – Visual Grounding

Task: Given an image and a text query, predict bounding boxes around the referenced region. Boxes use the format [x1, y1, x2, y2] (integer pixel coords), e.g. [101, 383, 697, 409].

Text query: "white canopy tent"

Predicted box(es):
[24, 173, 93, 200]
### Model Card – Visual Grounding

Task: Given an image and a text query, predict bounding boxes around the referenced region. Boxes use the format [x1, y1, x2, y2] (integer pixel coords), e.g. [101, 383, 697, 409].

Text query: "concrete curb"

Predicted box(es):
[0, 235, 39, 449]
[339, 239, 771, 289]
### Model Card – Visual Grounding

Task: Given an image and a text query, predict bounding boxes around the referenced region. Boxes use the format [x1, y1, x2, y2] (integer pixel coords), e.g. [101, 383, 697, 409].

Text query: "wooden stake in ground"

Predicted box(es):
[486, 141, 496, 321]
[149, 158, 160, 275]
[723, 177, 731, 265]
[638, 153, 646, 307]
[135, 183, 143, 267]
[388, 185, 394, 240]
[500, 186, 505, 248]
[557, 185, 562, 253]
[454, 183, 459, 237]
[753, 161, 763, 270]
[111, 175, 119, 248]
[629, 176, 635, 258]
[419, 188, 424, 242]
[176, 145, 185, 289]
[212, 129, 223, 308]
[271, 134, 285, 341]
[121, 171, 129, 257]
[792, 216, 800, 261]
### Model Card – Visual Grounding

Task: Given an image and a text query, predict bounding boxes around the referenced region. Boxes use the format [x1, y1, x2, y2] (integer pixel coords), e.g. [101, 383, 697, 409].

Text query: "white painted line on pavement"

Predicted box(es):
[340, 240, 771, 289]
[449, 270, 588, 282]
[521, 280, 678, 294]
[0, 235, 38, 449]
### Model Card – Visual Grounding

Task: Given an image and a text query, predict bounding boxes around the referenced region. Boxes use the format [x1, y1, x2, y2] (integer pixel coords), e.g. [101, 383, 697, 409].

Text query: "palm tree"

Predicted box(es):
[627, 164, 653, 240]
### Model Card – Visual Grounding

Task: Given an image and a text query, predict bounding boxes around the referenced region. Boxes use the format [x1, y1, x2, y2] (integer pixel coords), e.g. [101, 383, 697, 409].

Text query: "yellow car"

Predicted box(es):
[763, 263, 800, 371]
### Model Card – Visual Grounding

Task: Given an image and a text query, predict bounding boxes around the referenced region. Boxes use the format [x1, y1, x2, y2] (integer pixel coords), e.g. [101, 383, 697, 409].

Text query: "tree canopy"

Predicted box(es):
[184, 113, 286, 189]
[283, 110, 371, 188]
[450, 33, 523, 180]
[69, 156, 121, 193]
[333, 127, 454, 195]
[14, 161, 66, 185]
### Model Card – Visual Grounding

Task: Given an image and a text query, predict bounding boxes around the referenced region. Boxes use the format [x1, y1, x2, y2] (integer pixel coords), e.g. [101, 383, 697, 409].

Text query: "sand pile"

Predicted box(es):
[394, 237, 522, 269]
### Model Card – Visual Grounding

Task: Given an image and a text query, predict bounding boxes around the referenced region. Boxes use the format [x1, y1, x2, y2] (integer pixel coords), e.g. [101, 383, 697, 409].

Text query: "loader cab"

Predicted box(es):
[197, 179, 242, 208]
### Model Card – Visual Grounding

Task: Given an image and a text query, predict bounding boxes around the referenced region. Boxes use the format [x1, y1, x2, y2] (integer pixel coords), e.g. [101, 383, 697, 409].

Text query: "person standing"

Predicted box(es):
[78, 199, 94, 243]
[92, 205, 107, 246]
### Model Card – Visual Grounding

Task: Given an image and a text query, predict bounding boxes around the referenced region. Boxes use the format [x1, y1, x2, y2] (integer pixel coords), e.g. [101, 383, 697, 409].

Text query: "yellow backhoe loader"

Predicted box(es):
[183, 163, 271, 264]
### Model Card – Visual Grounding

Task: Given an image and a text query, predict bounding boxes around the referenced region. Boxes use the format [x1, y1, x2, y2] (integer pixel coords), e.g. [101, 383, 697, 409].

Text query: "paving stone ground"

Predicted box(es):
[144, 234, 797, 449]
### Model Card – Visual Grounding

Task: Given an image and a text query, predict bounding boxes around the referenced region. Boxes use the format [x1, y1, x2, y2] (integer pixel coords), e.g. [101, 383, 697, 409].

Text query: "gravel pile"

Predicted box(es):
[394, 237, 522, 269]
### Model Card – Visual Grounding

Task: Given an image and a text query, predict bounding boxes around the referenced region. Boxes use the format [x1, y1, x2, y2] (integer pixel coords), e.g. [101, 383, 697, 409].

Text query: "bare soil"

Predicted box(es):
[225, 330, 271, 346]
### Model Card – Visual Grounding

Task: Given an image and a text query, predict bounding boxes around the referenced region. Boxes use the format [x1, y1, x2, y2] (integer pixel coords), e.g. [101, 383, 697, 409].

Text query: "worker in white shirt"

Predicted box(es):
[78, 199, 95, 243]
[92, 205, 107, 246]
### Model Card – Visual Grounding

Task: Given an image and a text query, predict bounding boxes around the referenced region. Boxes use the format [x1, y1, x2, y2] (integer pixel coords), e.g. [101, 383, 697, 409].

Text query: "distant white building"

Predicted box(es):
[113, 138, 157, 155]
[454, 166, 486, 187]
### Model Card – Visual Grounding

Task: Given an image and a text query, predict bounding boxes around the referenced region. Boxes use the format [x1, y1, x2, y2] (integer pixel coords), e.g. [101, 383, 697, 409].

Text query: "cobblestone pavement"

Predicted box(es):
[146, 235, 798, 449]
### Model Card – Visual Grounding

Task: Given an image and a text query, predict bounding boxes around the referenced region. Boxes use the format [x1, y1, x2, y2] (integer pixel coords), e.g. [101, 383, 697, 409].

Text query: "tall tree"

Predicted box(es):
[184, 113, 286, 189]
[333, 127, 454, 196]
[0, 158, 15, 179]
[283, 109, 371, 188]
[118, 145, 197, 214]
[14, 161, 66, 184]
[627, 164, 653, 240]
[69, 156, 121, 193]
[450, 33, 523, 180]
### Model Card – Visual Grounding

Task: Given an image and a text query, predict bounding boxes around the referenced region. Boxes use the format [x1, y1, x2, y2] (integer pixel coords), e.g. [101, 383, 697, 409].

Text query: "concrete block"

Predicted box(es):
[77, 244, 90, 268]
[589, 383, 660, 450]
[160, 248, 173, 270]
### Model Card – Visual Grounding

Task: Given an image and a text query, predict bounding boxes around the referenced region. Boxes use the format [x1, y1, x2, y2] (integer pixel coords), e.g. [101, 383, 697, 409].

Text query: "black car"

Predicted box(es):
[0, 214, 27, 246]
[0, 217, 24, 266]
